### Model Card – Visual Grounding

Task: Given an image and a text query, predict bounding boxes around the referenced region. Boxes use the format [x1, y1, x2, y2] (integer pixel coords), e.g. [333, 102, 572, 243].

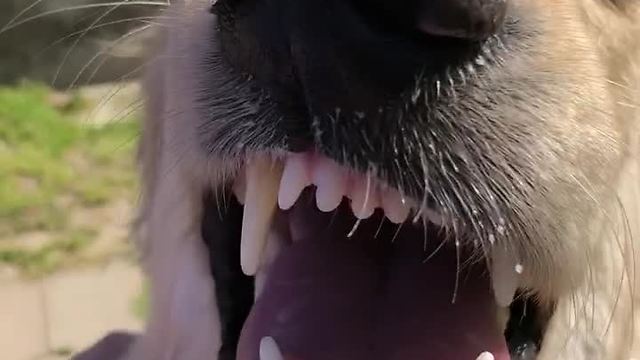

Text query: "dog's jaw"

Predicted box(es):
[122, 0, 640, 359]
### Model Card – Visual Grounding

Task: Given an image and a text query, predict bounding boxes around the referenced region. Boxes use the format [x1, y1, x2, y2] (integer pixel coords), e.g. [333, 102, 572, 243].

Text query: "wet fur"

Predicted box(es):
[79, 0, 640, 359]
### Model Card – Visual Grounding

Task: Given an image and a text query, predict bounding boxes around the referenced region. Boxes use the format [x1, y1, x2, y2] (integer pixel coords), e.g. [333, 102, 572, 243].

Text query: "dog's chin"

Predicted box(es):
[201, 152, 553, 360]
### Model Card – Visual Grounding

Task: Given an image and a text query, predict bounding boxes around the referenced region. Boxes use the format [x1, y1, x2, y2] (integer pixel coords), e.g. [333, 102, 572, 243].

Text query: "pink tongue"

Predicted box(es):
[237, 209, 509, 360]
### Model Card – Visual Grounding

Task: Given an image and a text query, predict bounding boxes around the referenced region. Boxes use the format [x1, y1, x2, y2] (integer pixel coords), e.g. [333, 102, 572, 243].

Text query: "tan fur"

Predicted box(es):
[77, 0, 640, 359]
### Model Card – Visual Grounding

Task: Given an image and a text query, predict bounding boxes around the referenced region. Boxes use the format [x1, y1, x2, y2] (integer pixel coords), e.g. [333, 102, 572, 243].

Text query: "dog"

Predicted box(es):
[77, 0, 640, 359]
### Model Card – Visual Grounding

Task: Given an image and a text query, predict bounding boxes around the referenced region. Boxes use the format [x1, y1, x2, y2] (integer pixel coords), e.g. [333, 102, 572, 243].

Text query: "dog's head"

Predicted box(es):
[134, 0, 640, 359]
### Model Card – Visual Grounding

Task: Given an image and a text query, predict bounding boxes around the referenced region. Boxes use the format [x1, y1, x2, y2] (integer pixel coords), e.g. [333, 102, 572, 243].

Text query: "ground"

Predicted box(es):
[0, 82, 146, 359]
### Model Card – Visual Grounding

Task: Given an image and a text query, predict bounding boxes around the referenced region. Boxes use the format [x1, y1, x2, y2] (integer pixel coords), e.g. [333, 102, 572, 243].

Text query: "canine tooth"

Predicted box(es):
[381, 186, 410, 223]
[255, 272, 267, 301]
[278, 153, 311, 210]
[260, 337, 284, 360]
[496, 306, 510, 333]
[313, 156, 347, 212]
[241, 157, 283, 276]
[349, 174, 379, 219]
[476, 351, 495, 360]
[232, 168, 247, 205]
[491, 245, 520, 307]
[255, 230, 284, 300]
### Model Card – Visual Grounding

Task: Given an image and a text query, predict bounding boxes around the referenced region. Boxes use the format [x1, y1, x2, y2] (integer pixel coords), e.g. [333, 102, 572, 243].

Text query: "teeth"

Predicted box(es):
[491, 245, 520, 307]
[496, 305, 510, 333]
[349, 174, 379, 219]
[381, 186, 411, 224]
[255, 228, 284, 300]
[232, 167, 247, 205]
[238, 153, 446, 253]
[260, 337, 284, 360]
[240, 156, 283, 276]
[278, 153, 312, 210]
[313, 156, 348, 212]
[476, 351, 495, 360]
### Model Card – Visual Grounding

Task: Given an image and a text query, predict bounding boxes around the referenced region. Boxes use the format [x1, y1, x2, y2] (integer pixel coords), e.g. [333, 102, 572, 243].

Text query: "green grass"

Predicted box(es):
[0, 83, 139, 275]
[132, 281, 150, 321]
[0, 229, 95, 276]
[51, 347, 74, 357]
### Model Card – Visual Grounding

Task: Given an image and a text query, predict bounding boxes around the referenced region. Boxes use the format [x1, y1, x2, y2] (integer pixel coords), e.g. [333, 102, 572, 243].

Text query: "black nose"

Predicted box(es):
[417, 0, 508, 40]
[210, 0, 511, 152]
[361, 0, 508, 41]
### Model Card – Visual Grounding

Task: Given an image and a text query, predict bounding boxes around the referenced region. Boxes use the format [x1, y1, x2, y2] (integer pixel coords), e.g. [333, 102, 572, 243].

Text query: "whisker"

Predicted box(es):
[451, 238, 461, 304]
[109, 99, 145, 124]
[68, 24, 152, 89]
[81, 25, 174, 87]
[1, 0, 47, 32]
[374, 217, 385, 239]
[84, 60, 157, 125]
[53, 1, 131, 86]
[391, 222, 404, 243]
[0, 1, 168, 35]
[38, 16, 164, 58]
[422, 235, 448, 263]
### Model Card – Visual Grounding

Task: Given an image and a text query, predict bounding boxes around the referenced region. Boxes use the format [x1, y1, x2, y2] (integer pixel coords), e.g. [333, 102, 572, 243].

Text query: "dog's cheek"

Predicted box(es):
[131, 104, 226, 359]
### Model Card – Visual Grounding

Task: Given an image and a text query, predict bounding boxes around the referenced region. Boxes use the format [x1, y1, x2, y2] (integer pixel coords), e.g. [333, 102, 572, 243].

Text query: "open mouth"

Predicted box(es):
[203, 152, 552, 360]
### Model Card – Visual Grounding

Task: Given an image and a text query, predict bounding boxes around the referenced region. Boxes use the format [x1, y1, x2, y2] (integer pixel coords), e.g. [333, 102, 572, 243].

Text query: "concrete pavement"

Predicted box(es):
[0, 260, 144, 360]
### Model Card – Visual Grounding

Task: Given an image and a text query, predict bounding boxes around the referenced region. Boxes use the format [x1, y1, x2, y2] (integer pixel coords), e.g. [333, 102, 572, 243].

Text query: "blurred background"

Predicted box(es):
[0, 1, 164, 358]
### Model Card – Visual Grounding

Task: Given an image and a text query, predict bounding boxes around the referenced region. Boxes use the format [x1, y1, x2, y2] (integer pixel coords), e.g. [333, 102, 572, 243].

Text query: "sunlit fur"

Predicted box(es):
[51, 0, 640, 359]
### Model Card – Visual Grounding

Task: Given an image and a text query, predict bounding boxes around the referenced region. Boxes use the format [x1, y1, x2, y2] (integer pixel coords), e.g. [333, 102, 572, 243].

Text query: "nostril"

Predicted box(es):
[356, 0, 508, 42]
[416, 0, 508, 41]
